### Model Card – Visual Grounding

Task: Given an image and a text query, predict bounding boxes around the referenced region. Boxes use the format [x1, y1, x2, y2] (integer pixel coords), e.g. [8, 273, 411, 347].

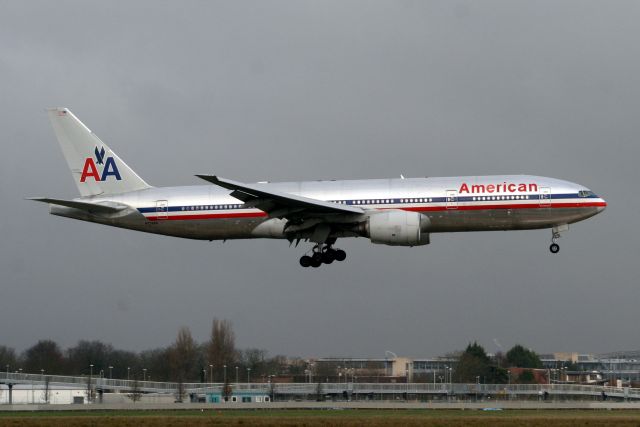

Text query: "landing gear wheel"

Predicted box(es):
[299, 255, 312, 268]
[322, 249, 335, 264]
[310, 257, 322, 268]
[334, 249, 346, 262]
[549, 243, 560, 254]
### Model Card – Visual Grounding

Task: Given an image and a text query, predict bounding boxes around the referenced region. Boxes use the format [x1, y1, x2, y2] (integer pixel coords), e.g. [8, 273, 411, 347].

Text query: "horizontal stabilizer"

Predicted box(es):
[27, 197, 129, 214]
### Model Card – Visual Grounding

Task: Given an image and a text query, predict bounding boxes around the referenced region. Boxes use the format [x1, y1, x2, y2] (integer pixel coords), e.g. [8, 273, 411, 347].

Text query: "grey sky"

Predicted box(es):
[1, 1, 638, 358]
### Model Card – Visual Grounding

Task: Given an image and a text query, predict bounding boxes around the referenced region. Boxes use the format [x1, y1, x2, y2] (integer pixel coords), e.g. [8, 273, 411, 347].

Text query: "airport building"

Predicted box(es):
[313, 357, 457, 383]
[541, 352, 640, 386]
[0, 384, 86, 404]
[314, 352, 640, 387]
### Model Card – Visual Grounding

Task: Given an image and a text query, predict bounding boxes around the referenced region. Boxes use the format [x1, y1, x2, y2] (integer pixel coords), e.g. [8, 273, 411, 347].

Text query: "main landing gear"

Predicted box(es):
[299, 244, 346, 268]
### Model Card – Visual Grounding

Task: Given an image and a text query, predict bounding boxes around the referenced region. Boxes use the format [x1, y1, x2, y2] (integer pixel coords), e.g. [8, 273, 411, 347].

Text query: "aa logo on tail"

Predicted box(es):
[80, 146, 121, 182]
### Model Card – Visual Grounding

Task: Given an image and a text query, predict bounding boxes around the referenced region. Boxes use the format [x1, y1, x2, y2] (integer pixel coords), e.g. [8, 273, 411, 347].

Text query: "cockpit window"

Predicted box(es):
[578, 190, 595, 198]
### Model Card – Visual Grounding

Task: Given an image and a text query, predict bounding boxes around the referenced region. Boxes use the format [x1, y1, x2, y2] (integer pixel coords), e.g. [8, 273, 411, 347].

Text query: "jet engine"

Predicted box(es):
[365, 210, 430, 246]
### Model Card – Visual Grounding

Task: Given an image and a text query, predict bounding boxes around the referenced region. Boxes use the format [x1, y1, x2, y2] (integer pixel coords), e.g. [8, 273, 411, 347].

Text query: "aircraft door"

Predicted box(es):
[156, 200, 169, 219]
[446, 190, 458, 209]
[539, 187, 551, 207]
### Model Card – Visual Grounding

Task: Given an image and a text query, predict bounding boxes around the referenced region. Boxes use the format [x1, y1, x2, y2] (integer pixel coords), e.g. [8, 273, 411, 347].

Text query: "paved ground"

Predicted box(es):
[2, 401, 640, 411]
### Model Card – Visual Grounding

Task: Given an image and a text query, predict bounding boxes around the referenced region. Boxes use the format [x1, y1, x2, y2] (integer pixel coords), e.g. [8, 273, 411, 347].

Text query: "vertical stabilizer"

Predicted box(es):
[47, 108, 151, 196]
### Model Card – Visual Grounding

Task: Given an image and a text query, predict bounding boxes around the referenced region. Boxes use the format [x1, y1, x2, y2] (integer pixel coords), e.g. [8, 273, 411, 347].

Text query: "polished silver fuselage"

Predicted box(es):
[50, 175, 606, 242]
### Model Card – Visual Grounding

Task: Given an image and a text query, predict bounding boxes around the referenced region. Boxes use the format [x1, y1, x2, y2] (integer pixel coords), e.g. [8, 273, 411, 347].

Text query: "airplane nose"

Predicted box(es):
[597, 198, 607, 213]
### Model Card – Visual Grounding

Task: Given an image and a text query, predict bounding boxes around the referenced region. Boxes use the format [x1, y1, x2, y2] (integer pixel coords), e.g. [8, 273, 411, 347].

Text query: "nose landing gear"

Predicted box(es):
[299, 244, 346, 268]
[549, 226, 569, 254]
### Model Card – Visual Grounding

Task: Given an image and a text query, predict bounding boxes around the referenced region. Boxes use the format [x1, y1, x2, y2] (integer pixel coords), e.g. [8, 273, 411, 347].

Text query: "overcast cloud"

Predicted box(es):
[1, 0, 638, 358]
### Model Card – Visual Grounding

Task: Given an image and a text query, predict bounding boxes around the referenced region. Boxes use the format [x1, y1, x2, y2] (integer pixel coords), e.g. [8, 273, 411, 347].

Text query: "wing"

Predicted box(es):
[195, 175, 364, 218]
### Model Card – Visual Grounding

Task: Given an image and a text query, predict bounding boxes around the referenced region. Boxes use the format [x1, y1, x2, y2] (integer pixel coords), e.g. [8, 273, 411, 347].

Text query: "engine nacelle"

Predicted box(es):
[366, 210, 430, 246]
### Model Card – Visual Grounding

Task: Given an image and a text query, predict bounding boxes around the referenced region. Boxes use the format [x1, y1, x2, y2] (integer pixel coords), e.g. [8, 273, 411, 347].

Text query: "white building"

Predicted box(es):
[0, 384, 86, 404]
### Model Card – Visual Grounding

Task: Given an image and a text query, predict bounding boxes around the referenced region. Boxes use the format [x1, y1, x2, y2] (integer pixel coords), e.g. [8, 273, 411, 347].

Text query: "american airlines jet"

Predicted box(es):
[32, 108, 607, 268]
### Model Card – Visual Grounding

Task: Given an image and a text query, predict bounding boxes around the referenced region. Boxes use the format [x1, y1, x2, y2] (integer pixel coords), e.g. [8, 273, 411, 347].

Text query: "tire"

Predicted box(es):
[549, 243, 560, 254]
[322, 250, 335, 264]
[334, 249, 346, 262]
[299, 255, 312, 267]
[310, 257, 322, 268]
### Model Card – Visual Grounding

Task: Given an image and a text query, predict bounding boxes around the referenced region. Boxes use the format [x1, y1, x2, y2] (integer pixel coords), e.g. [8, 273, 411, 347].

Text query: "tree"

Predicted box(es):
[169, 327, 198, 382]
[66, 340, 114, 375]
[127, 378, 142, 403]
[240, 348, 268, 379]
[506, 345, 542, 369]
[222, 379, 232, 402]
[207, 318, 236, 381]
[0, 345, 17, 371]
[174, 379, 186, 403]
[108, 349, 141, 380]
[453, 342, 489, 383]
[23, 340, 64, 374]
[85, 373, 95, 403]
[453, 342, 507, 384]
[42, 376, 51, 404]
[139, 347, 171, 382]
[517, 369, 536, 384]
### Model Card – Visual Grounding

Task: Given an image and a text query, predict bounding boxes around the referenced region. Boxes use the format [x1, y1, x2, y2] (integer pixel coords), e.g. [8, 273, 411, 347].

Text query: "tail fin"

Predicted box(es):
[47, 108, 151, 197]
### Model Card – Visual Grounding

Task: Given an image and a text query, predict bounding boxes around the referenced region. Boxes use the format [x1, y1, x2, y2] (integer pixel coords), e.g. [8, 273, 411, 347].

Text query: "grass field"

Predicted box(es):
[1, 409, 640, 426]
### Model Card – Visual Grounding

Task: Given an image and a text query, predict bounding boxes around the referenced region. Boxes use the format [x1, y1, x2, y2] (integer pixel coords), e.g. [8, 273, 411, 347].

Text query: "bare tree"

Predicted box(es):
[43, 376, 50, 404]
[85, 374, 95, 403]
[222, 379, 232, 402]
[207, 318, 236, 381]
[175, 379, 186, 403]
[169, 327, 198, 382]
[127, 378, 142, 403]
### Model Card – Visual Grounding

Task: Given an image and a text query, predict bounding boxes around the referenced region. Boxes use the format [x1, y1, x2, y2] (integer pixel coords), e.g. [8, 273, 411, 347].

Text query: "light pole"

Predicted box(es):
[209, 365, 213, 383]
[89, 364, 94, 403]
[476, 376, 479, 402]
[202, 369, 206, 383]
[247, 368, 251, 384]
[235, 366, 239, 384]
[109, 366, 113, 380]
[143, 368, 147, 381]
[5, 365, 8, 376]
[223, 365, 227, 384]
[405, 369, 409, 400]
[127, 367, 130, 381]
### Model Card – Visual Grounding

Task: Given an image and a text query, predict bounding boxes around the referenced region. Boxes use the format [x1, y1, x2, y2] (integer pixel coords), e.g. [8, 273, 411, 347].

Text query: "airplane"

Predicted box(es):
[31, 108, 607, 268]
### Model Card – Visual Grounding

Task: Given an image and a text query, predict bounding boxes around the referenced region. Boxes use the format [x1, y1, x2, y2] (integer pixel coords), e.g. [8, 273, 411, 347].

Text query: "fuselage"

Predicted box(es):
[51, 175, 607, 241]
